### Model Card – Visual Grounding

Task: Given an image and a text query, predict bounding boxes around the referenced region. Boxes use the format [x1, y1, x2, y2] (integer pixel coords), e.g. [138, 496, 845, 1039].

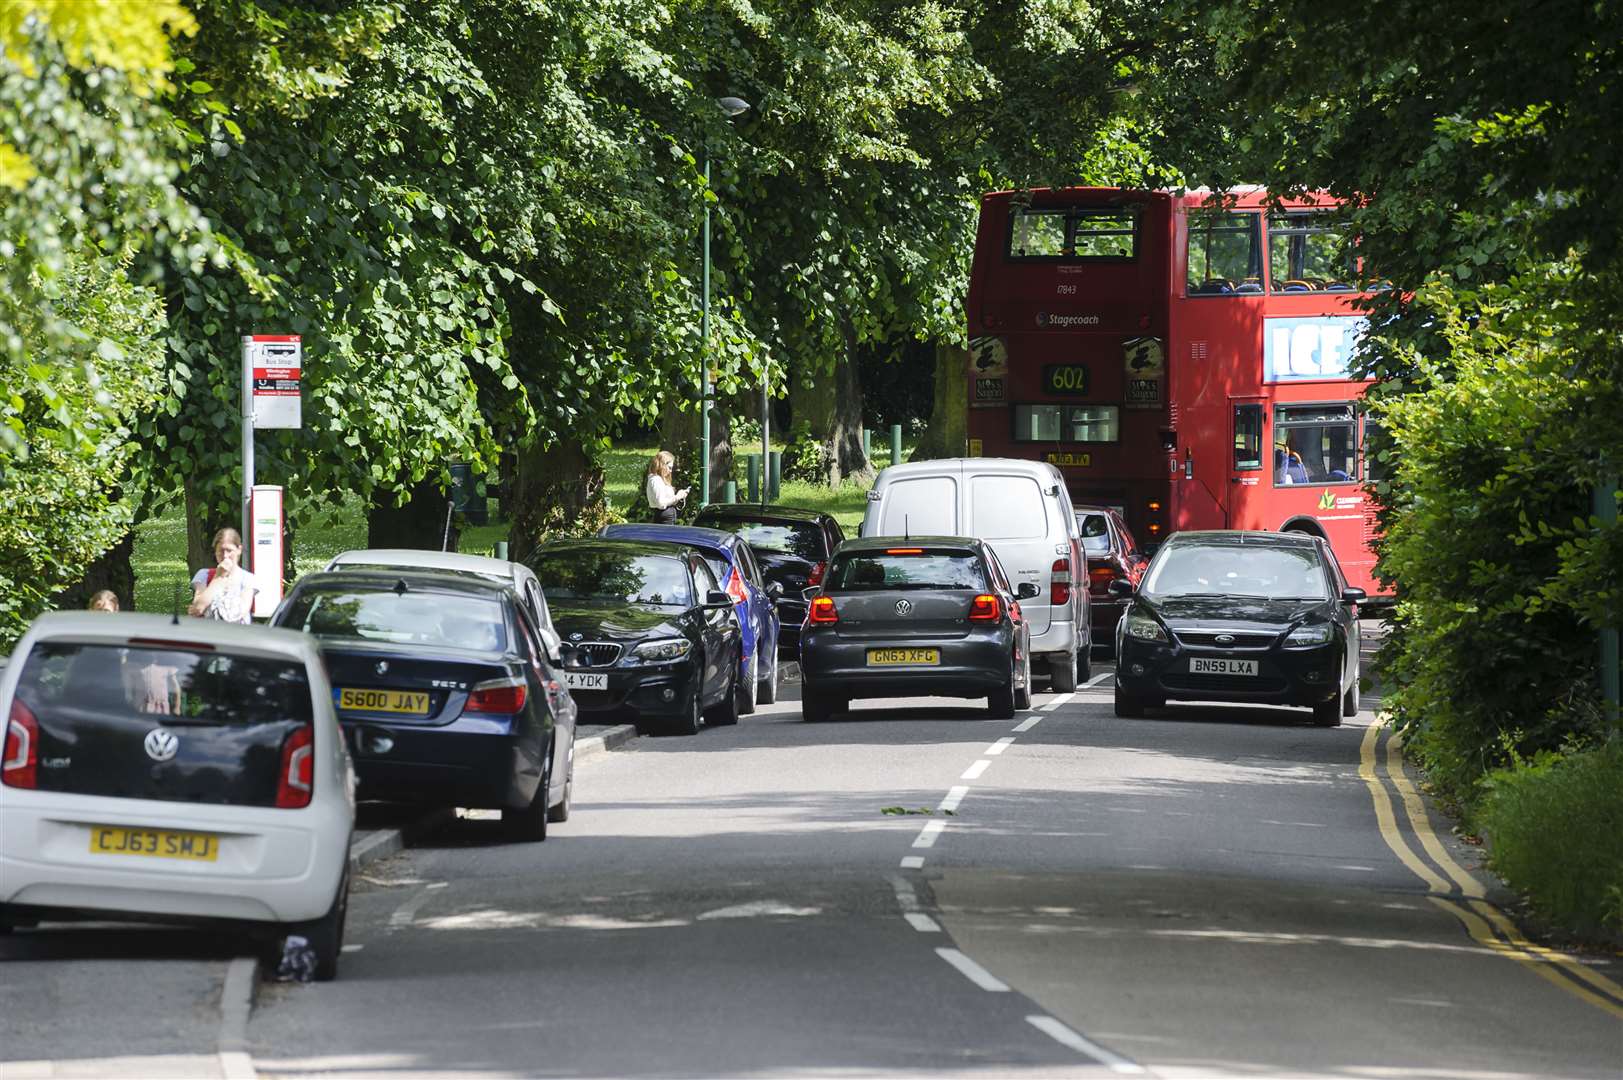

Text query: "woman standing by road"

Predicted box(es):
[645, 450, 689, 525]
[188, 527, 259, 623]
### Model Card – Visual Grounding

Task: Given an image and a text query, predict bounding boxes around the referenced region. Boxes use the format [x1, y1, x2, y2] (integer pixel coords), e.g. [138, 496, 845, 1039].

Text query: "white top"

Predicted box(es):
[191, 567, 259, 624]
[646, 473, 683, 510]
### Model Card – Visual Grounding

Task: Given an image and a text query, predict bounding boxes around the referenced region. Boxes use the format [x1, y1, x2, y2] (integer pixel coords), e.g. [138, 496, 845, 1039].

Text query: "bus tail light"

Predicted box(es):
[1050, 559, 1071, 606]
[808, 596, 839, 624]
[968, 594, 1002, 622]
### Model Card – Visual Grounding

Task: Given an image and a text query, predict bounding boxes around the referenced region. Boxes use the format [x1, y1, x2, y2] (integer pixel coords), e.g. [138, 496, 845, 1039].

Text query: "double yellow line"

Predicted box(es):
[1358, 721, 1623, 1019]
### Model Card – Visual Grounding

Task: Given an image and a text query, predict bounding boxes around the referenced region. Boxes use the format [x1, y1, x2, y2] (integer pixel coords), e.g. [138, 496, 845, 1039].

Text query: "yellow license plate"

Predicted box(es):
[338, 687, 431, 715]
[867, 647, 941, 666]
[90, 826, 219, 861]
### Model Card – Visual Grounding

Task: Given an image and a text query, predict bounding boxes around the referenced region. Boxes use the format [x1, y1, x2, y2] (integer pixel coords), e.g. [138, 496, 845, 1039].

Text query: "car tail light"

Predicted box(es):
[1089, 564, 1118, 592]
[1050, 558, 1071, 606]
[3, 699, 38, 789]
[808, 561, 826, 587]
[808, 596, 838, 624]
[466, 677, 528, 714]
[275, 724, 313, 808]
[885, 548, 924, 555]
[968, 594, 1002, 621]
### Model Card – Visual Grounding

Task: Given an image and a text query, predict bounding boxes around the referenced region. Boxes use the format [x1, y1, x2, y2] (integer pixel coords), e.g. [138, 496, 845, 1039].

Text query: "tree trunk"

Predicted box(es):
[184, 477, 228, 577]
[908, 342, 968, 462]
[506, 436, 606, 563]
[59, 530, 138, 613]
[790, 332, 869, 485]
[368, 477, 459, 554]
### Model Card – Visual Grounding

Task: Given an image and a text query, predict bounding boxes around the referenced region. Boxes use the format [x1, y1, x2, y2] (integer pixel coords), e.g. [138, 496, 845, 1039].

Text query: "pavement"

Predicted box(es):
[6, 635, 1621, 1079]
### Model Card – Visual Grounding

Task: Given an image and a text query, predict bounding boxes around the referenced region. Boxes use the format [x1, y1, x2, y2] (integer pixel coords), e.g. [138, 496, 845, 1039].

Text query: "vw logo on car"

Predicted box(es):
[143, 727, 179, 763]
[374, 660, 389, 675]
[894, 599, 913, 616]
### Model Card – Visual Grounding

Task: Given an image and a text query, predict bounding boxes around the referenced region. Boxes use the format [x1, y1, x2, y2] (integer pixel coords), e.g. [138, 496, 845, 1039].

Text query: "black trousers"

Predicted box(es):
[653, 506, 678, 524]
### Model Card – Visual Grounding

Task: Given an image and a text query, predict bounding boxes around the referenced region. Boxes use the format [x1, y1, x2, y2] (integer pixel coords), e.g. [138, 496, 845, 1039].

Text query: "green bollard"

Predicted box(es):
[724, 480, 737, 504]
[890, 423, 903, 466]
[768, 451, 782, 500]
[746, 454, 760, 502]
[494, 540, 509, 561]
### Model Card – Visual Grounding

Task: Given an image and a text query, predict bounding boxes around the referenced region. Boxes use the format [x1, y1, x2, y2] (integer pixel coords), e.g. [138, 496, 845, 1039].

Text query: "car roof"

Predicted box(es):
[535, 537, 698, 559]
[696, 505, 831, 524]
[1073, 505, 1120, 516]
[291, 569, 517, 597]
[601, 524, 741, 553]
[1164, 529, 1320, 549]
[15, 611, 319, 661]
[834, 535, 983, 554]
[327, 548, 522, 581]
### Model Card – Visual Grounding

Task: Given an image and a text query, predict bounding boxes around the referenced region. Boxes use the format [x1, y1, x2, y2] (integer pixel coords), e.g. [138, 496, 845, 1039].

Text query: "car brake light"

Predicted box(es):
[885, 548, 924, 555]
[808, 596, 838, 623]
[808, 561, 826, 587]
[3, 699, 38, 789]
[126, 637, 215, 651]
[275, 724, 313, 808]
[466, 677, 528, 714]
[1089, 564, 1118, 591]
[968, 594, 1001, 621]
[1050, 558, 1071, 605]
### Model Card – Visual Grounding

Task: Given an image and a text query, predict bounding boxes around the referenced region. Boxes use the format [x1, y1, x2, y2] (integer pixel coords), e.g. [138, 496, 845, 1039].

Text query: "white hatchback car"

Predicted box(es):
[0, 612, 355, 979]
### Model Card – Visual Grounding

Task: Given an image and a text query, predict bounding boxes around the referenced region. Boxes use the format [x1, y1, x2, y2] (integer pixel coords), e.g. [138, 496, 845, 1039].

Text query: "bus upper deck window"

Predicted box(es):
[1267, 212, 1356, 292]
[1008, 207, 1138, 262]
[1187, 209, 1262, 296]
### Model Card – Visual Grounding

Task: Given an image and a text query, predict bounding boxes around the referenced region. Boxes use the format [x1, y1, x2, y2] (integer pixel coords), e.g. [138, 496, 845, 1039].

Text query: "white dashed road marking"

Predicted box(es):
[1026, 1016, 1146, 1074]
[1083, 671, 1113, 688]
[1012, 714, 1043, 733]
[904, 913, 942, 933]
[1041, 692, 1075, 710]
[939, 785, 970, 813]
[388, 881, 448, 932]
[936, 947, 1010, 991]
[961, 759, 992, 780]
[899, 855, 924, 869]
[912, 820, 947, 848]
[984, 737, 1015, 756]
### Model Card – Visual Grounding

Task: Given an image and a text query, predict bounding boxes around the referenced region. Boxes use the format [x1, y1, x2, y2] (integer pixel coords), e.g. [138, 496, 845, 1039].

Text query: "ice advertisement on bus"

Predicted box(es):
[964, 187, 1387, 597]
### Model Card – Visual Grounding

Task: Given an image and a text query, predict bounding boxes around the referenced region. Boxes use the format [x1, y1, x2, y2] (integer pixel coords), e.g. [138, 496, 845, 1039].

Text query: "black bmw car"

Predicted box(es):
[272, 570, 576, 840]
[528, 539, 744, 735]
[1111, 531, 1364, 726]
[799, 537, 1038, 722]
[693, 504, 846, 658]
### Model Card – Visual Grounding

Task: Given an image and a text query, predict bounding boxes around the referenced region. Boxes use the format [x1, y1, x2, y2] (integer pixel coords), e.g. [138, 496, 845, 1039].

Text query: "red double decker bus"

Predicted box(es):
[964, 186, 1385, 596]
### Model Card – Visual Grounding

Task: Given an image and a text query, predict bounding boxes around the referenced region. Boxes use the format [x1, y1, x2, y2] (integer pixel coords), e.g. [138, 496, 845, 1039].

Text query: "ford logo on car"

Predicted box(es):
[143, 728, 179, 763]
[1215, 634, 1235, 645]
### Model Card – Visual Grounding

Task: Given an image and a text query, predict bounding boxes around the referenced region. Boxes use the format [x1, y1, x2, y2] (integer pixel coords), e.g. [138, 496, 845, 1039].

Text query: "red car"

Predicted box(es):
[1075, 507, 1150, 654]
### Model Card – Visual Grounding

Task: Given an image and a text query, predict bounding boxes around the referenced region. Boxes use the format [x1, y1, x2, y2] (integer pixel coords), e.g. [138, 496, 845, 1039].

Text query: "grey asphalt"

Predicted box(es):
[6, 640, 1621, 1077]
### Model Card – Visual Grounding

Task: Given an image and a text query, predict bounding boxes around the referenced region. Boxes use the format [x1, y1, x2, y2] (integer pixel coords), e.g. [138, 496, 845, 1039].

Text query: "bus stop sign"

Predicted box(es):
[244, 335, 302, 429]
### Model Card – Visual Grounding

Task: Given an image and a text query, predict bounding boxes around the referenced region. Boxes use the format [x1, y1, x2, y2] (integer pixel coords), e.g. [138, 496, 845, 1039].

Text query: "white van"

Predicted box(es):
[860, 458, 1091, 689]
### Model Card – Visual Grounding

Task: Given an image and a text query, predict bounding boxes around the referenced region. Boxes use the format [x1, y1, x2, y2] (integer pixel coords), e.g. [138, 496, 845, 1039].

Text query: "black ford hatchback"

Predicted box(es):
[1112, 531, 1364, 726]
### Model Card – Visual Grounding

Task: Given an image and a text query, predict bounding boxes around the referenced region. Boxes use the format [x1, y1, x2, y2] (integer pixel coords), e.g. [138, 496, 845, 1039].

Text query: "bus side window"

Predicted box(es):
[1187, 210, 1262, 295]
[1233, 404, 1263, 470]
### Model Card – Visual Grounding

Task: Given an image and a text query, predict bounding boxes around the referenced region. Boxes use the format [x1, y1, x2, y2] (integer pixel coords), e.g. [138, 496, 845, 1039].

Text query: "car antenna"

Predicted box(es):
[171, 577, 184, 625]
[905, 514, 910, 542]
[393, 578, 410, 596]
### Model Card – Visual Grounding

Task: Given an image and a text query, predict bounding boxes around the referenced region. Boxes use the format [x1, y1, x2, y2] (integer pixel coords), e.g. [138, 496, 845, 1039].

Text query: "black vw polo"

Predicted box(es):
[528, 539, 744, 736]
[1111, 531, 1364, 726]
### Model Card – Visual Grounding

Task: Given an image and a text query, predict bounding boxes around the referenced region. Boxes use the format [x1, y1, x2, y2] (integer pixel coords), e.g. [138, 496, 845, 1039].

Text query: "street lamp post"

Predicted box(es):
[699, 95, 750, 508]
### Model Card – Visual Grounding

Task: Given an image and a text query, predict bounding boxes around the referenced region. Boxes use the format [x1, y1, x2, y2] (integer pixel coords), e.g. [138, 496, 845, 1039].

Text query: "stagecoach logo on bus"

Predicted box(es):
[1036, 312, 1101, 328]
[1122, 335, 1165, 409]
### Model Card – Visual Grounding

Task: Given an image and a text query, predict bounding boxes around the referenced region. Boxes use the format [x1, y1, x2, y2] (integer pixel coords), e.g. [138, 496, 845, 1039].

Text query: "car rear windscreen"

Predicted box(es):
[1144, 543, 1329, 600]
[279, 589, 509, 652]
[10, 642, 313, 805]
[709, 520, 824, 561]
[827, 551, 988, 591]
[532, 552, 694, 607]
[1078, 513, 1111, 554]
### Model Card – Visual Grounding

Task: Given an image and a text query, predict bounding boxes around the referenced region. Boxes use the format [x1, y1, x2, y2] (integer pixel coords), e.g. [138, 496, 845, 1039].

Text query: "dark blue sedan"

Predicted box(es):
[599, 524, 783, 711]
[272, 570, 577, 841]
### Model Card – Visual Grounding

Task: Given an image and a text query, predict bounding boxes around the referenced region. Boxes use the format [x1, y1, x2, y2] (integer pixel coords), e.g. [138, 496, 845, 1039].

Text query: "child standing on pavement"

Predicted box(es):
[188, 527, 259, 623]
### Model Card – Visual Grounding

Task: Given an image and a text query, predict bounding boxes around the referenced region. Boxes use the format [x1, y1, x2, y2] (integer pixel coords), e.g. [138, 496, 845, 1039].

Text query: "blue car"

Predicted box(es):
[599, 524, 783, 712]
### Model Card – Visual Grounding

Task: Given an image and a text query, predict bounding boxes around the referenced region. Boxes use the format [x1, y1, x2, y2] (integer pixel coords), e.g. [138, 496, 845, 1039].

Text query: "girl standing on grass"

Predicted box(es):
[645, 450, 689, 525]
[188, 527, 259, 623]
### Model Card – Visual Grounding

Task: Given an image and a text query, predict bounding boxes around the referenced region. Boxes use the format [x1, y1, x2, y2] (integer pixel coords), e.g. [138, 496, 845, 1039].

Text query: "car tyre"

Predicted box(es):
[1013, 652, 1032, 711]
[758, 647, 779, 705]
[1077, 642, 1093, 685]
[1342, 674, 1361, 717]
[988, 679, 1016, 719]
[802, 686, 832, 723]
[1312, 696, 1341, 727]
[547, 744, 572, 823]
[284, 864, 349, 982]
[738, 653, 758, 715]
[1050, 645, 1079, 693]
[1114, 680, 1145, 718]
[706, 664, 741, 727]
[674, 682, 703, 736]
[503, 751, 553, 841]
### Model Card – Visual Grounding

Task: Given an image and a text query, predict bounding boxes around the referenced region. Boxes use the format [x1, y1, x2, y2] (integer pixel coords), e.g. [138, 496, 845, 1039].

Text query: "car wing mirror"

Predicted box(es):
[1340, 587, 1366, 604]
[1015, 581, 1040, 600]
[705, 589, 733, 608]
[1107, 578, 1135, 599]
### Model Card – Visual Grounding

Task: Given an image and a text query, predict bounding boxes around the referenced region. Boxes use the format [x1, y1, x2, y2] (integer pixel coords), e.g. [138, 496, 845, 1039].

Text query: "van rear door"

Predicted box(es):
[967, 472, 1055, 636]
[872, 470, 960, 537]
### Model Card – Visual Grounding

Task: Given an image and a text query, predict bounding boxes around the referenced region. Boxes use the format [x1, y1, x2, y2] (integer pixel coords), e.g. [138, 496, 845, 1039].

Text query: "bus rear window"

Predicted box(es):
[1008, 207, 1137, 261]
[1187, 209, 1262, 295]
